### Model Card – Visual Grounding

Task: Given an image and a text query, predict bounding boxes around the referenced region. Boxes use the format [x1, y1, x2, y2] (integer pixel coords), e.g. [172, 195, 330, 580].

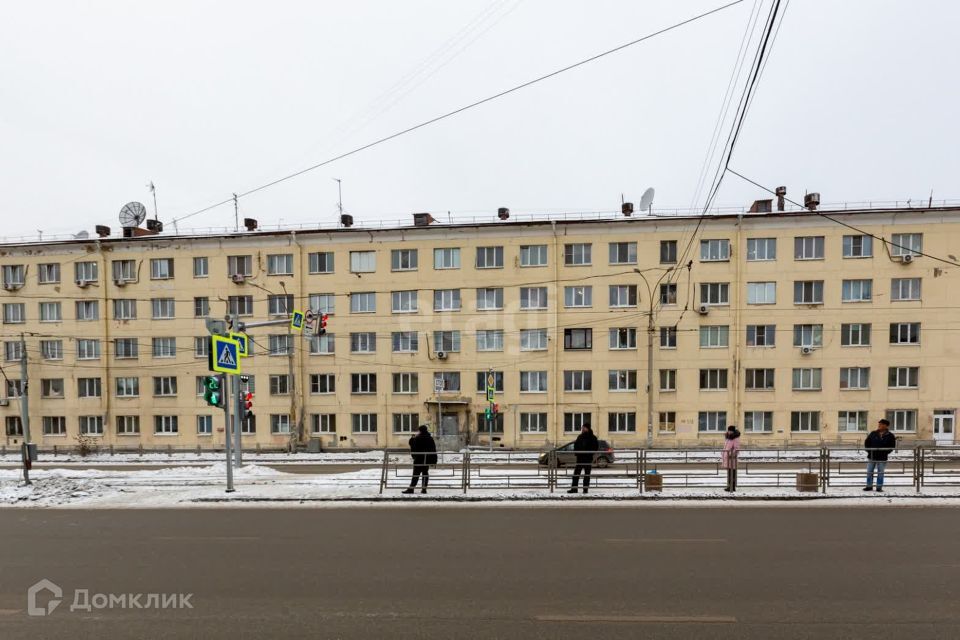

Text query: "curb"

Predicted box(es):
[188, 493, 941, 504]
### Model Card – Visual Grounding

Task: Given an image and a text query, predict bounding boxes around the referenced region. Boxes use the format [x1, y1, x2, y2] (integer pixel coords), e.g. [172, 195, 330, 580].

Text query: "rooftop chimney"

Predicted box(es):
[497, 207, 510, 221]
[748, 199, 773, 213]
[413, 213, 435, 227]
[775, 186, 787, 211]
[804, 192, 820, 211]
[621, 202, 634, 217]
[243, 218, 258, 231]
[340, 214, 354, 228]
[95, 225, 111, 238]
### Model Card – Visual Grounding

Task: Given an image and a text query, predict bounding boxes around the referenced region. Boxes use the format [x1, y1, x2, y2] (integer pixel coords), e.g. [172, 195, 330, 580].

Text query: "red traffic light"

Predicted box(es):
[244, 392, 253, 410]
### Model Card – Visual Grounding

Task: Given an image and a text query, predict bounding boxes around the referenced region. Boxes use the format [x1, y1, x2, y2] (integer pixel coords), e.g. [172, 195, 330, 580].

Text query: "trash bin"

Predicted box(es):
[644, 472, 663, 492]
[796, 472, 818, 492]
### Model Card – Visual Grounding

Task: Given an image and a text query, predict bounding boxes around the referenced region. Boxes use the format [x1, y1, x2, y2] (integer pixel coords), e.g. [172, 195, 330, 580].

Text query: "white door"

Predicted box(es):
[933, 410, 955, 445]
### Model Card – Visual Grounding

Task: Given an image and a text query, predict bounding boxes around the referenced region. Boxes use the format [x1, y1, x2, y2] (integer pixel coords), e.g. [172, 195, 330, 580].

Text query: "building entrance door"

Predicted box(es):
[933, 410, 955, 445]
[437, 413, 462, 451]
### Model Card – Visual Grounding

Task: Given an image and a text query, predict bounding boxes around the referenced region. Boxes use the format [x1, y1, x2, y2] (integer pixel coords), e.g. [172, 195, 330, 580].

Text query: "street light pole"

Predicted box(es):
[635, 268, 674, 447]
[19, 334, 32, 485]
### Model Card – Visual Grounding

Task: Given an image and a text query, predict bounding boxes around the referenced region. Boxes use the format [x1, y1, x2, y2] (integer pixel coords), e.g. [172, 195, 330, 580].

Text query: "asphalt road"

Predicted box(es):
[1, 506, 958, 640]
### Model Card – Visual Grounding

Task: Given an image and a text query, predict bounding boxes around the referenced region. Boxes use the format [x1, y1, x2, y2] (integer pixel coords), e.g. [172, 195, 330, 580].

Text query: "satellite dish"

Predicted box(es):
[73, 230, 90, 239]
[639, 188, 655, 212]
[119, 202, 147, 228]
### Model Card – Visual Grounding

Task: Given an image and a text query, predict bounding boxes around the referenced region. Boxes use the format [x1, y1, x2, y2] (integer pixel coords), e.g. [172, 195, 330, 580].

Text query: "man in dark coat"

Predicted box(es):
[568, 424, 599, 494]
[864, 418, 897, 492]
[403, 425, 437, 494]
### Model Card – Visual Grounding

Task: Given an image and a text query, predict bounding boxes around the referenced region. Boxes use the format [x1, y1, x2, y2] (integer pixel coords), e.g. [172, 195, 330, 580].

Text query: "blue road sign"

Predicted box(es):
[291, 310, 305, 331]
[230, 332, 249, 358]
[209, 335, 241, 374]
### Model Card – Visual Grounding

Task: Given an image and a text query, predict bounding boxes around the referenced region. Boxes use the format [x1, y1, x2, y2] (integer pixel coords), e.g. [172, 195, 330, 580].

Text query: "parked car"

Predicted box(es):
[537, 440, 615, 468]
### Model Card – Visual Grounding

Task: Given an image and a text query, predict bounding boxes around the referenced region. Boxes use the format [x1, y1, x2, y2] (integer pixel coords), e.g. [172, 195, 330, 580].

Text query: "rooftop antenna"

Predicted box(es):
[333, 179, 343, 227]
[639, 187, 655, 215]
[147, 182, 159, 218]
[233, 193, 239, 233]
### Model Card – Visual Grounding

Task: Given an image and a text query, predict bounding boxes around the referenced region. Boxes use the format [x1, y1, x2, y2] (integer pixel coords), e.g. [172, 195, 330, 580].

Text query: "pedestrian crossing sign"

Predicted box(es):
[290, 310, 305, 331]
[230, 332, 249, 358]
[209, 335, 241, 374]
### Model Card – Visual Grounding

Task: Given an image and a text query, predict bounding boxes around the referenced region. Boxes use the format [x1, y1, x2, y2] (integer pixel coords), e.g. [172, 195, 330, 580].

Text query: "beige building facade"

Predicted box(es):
[1, 206, 958, 450]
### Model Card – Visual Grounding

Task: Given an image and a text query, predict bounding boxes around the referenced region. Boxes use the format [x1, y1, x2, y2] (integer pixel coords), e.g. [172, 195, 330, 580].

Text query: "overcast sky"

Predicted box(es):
[1, 0, 957, 239]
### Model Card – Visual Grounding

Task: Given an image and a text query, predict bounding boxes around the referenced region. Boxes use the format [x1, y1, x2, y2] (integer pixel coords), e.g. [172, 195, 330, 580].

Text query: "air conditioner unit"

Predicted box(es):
[113, 278, 128, 287]
[436, 351, 447, 360]
[231, 274, 246, 284]
[800, 346, 814, 355]
[0, 398, 8, 406]
[901, 254, 914, 264]
[76, 279, 90, 288]
[2, 283, 21, 291]
[696, 304, 710, 315]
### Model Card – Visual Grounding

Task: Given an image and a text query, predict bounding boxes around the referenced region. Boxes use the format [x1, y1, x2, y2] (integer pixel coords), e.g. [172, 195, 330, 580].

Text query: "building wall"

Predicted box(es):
[1, 208, 957, 449]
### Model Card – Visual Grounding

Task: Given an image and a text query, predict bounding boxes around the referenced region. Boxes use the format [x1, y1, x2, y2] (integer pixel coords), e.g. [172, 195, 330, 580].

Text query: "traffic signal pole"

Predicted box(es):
[232, 374, 242, 468]
[223, 373, 235, 492]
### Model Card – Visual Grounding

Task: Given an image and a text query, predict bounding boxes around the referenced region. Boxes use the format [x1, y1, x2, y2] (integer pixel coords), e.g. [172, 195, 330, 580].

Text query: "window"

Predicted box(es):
[152, 337, 176, 358]
[309, 333, 335, 355]
[309, 252, 334, 274]
[888, 367, 919, 389]
[40, 301, 63, 322]
[794, 236, 824, 260]
[747, 282, 776, 305]
[241, 414, 256, 434]
[660, 326, 677, 348]
[350, 292, 376, 313]
[700, 239, 730, 261]
[609, 412, 636, 432]
[150, 258, 174, 280]
[194, 297, 210, 318]
[117, 416, 141, 435]
[193, 257, 208, 278]
[391, 290, 418, 313]
[609, 285, 637, 308]
[76, 300, 100, 321]
[391, 249, 418, 271]
[563, 412, 591, 433]
[563, 328, 592, 351]
[521, 329, 548, 351]
[793, 324, 823, 348]
[310, 373, 336, 394]
[434, 248, 460, 270]
[843, 235, 873, 258]
[746, 325, 776, 347]
[268, 334, 293, 356]
[744, 411, 773, 433]
[564, 243, 592, 266]
[42, 416, 67, 435]
[3, 303, 25, 324]
[268, 294, 294, 316]
[791, 411, 820, 432]
[38, 263, 60, 284]
[393, 413, 420, 434]
[5, 379, 23, 397]
[41, 378, 64, 399]
[698, 411, 727, 432]
[659, 369, 677, 392]
[520, 413, 548, 433]
[891, 233, 922, 257]
[312, 414, 336, 434]
[433, 330, 461, 353]
[890, 322, 920, 345]
[746, 238, 776, 261]
[433, 289, 461, 312]
[700, 283, 729, 305]
[153, 376, 178, 397]
[270, 415, 291, 434]
[792, 368, 823, 391]
[609, 328, 637, 350]
[699, 369, 728, 390]
[840, 367, 870, 390]
[350, 332, 376, 354]
[112, 259, 136, 283]
[309, 293, 335, 315]
[41, 340, 63, 360]
[352, 414, 378, 433]
[151, 298, 174, 319]
[520, 371, 547, 392]
[520, 245, 547, 267]
[114, 338, 138, 360]
[660, 240, 678, 264]
[267, 254, 293, 275]
[392, 331, 419, 353]
[660, 283, 677, 305]
[434, 371, 461, 392]
[228, 295, 254, 317]
[842, 279, 873, 302]
[349, 251, 376, 273]
[841, 323, 871, 347]
[392, 372, 419, 394]
[154, 415, 179, 435]
[351, 373, 377, 394]
[475, 246, 503, 269]
[745, 369, 775, 391]
[564, 286, 592, 308]
[838, 411, 868, 432]
[107, 299, 133, 321]
[476, 288, 503, 311]
[608, 370, 637, 392]
[794, 281, 824, 304]
[77, 339, 101, 360]
[227, 255, 252, 277]
[476, 330, 504, 352]
[196, 416, 212, 435]
[116, 377, 139, 397]
[78, 377, 102, 398]
[474, 371, 504, 393]
[563, 370, 593, 392]
[659, 412, 677, 432]
[269, 374, 291, 396]
[79, 416, 104, 436]
[520, 287, 548, 310]
[886, 409, 917, 432]
[699, 326, 729, 348]
[891, 278, 921, 301]
[609, 242, 637, 265]
[75, 261, 98, 283]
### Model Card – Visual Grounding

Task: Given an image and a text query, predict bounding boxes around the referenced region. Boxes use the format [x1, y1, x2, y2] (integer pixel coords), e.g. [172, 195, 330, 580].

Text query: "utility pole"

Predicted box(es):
[19, 334, 32, 485]
[223, 373, 234, 492]
[635, 268, 674, 447]
[230, 312, 242, 468]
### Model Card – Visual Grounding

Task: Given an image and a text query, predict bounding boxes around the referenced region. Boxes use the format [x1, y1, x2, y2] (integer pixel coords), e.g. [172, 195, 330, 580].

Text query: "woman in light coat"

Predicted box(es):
[721, 425, 741, 492]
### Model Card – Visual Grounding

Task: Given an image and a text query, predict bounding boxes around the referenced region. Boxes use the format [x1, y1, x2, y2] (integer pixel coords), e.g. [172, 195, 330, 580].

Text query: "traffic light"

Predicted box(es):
[318, 313, 329, 336]
[243, 391, 254, 419]
[493, 403, 499, 415]
[203, 375, 224, 408]
[484, 407, 493, 420]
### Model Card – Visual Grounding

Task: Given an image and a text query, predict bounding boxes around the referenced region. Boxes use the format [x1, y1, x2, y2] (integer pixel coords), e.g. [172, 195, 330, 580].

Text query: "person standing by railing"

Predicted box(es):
[402, 425, 437, 495]
[568, 424, 599, 494]
[722, 425, 741, 492]
[864, 419, 897, 492]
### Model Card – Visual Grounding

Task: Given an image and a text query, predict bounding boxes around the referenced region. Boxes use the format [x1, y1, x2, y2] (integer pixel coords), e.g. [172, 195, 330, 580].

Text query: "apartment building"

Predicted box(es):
[1, 204, 957, 449]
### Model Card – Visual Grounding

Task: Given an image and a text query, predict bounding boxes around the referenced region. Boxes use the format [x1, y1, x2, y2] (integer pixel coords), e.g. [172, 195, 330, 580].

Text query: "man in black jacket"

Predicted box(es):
[568, 424, 599, 494]
[864, 418, 897, 492]
[403, 425, 437, 494]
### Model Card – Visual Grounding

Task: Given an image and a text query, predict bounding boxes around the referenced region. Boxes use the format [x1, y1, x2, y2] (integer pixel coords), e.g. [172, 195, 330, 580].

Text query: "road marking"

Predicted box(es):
[604, 538, 728, 543]
[0, 609, 22, 616]
[152, 536, 261, 541]
[535, 614, 736, 624]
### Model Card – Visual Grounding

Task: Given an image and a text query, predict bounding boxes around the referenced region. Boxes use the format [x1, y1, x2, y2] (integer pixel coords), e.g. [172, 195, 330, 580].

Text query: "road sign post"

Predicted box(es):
[209, 335, 241, 375]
